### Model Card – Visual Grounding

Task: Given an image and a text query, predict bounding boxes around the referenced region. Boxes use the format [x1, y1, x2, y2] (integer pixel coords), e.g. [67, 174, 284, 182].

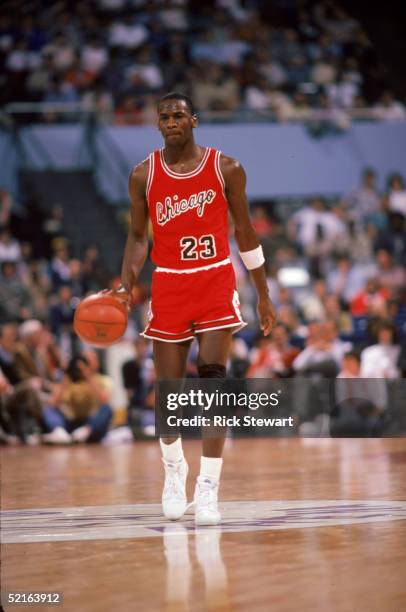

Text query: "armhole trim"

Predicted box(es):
[146, 152, 155, 203]
[214, 150, 226, 198]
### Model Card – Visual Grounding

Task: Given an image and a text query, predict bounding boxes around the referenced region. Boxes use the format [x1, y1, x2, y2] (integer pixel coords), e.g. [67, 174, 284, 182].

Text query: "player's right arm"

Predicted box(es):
[120, 160, 150, 292]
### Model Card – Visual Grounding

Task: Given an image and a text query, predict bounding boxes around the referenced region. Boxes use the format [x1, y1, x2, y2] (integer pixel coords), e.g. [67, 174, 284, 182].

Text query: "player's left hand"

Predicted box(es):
[257, 296, 277, 336]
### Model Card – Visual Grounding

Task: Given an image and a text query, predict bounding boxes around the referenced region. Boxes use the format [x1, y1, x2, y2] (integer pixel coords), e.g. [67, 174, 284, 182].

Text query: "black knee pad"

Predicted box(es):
[198, 363, 226, 378]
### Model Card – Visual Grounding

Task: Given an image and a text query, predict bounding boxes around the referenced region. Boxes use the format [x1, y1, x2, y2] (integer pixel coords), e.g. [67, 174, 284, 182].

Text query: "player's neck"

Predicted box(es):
[163, 139, 201, 164]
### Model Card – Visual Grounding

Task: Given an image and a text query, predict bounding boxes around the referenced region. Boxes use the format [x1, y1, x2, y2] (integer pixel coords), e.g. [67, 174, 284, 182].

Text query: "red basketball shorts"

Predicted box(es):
[141, 260, 246, 342]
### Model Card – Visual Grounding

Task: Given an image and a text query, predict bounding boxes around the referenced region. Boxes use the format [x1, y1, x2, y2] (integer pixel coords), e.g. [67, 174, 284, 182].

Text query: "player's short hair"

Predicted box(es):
[158, 92, 196, 116]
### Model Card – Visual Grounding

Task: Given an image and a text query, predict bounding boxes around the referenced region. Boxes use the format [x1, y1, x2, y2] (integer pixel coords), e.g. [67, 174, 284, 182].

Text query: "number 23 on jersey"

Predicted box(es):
[180, 235, 216, 260]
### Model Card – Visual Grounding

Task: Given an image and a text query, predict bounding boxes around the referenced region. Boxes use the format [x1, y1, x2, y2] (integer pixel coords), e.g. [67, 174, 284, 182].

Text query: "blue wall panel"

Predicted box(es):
[2, 122, 406, 203]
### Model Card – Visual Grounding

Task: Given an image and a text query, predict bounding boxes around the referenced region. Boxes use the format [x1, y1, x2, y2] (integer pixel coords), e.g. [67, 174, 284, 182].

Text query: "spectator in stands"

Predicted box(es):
[350, 278, 389, 318]
[122, 337, 155, 435]
[360, 321, 401, 377]
[386, 173, 406, 216]
[13, 320, 61, 386]
[374, 91, 406, 121]
[324, 319, 353, 366]
[126, 46, 164, 91]
[292, 321, 339, 378]
[0, 323, 19, 385]
[332, 350, 387, 436]
[113, 94, 143, 125]
[375, 212, 406, 264]
[192, 63, 240, 112]
[326, 255, 371, 304]
[0, 227, 22, 263]
[109, 14, 148, 50]
[323, 294, 352, 333]
[49, 285, 75, 340]
[81, 245, 110, 293]
[81, 37, 109, 76]
[0, 261, 32, 322]
[300, 279, 328, 321]
[49, 239, 72, 292]
[43, 353, 113, 444]
[374, 249, 406, 293]
[343, 167, 381, 225]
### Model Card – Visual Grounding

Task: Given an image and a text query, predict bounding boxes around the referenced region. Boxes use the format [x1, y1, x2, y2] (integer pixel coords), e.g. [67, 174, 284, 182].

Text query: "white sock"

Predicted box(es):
[160, 438, 184, 463]
[200, 456, 223, 482]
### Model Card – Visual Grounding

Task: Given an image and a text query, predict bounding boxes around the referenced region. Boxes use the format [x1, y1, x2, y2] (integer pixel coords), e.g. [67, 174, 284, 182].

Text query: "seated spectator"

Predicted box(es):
[292, 321, 339, 377]
[49, 239, 72, 292]
[192, 63, 239, 112]
[81, 37, 108, 76]
[122, 337, 155, 435]
[360, 321, 401, 377]
[0, 323, 19, 384]
[374, 91, 406, 121]
[114, 95, 144, 125]
[0, 227, 22, 263]
[323, 295, 353, 333]
[299, 279, 328, 322]
[386, 173, 406, 216]
[13, 320, 62, 389]
[126, 47, 164, 91]
[326, 255, 371, 304]
[49, 285, 75, 342]
[332, 351, 387, 437]
[374, 249, 406, 293]
[109, 14, 148, 50]
[324, 319, 353, 366]
[0, 261, 32, 322]
[375, 212, 406, 264]
[342, 167, 381, 225]
[350, 278, 389, 317]
[43, 354, 113, 444]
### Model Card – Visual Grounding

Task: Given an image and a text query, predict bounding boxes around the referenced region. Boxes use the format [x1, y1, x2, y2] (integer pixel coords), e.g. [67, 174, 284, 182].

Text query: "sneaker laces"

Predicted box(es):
[163, 459, 185, 501]
[196, 478, 218, 511]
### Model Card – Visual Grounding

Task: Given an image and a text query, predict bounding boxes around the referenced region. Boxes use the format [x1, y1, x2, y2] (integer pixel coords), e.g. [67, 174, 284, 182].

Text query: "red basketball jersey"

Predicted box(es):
[146, 147, 229, 270]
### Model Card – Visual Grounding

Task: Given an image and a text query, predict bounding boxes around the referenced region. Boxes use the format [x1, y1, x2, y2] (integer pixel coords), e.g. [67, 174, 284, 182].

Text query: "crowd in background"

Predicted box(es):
[1, 0, 406, 124]
[0, 162, 405, 444]
[0, 0, 405, 444]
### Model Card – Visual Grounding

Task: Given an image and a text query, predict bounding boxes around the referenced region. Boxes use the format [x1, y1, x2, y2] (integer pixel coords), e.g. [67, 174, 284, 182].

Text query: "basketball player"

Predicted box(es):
[120, 93, 276, 525]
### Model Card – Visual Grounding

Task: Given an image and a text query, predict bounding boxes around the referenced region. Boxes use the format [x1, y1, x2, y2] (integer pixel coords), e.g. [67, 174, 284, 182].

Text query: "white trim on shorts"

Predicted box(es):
[155, 257, 231, 274]
[194, 321, 247, 334]
[140, 331, 195, 343]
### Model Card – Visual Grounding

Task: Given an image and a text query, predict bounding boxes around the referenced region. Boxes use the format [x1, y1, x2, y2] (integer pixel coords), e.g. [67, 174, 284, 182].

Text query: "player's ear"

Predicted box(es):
[191, 113, 198, 128]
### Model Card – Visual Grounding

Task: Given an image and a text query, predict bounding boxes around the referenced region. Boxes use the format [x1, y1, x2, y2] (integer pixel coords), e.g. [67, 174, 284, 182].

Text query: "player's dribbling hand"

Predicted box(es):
[257, 296, 277, 336]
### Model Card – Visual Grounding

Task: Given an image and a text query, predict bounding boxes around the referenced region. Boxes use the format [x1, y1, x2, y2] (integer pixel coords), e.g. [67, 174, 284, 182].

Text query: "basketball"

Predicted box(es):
[73, 293, 128, 348]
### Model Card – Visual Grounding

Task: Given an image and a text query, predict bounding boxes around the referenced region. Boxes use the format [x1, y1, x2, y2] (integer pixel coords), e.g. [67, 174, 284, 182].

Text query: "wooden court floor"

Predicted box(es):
[1, 437, 406, 612]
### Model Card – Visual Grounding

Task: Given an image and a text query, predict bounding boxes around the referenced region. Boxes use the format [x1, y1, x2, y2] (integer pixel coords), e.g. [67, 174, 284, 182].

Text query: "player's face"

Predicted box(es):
[157, 100, 197, 145]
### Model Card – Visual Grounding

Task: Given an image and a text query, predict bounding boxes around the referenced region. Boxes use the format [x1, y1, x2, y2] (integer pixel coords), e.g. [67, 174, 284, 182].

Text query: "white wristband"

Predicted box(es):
[239, 245, 265, 270]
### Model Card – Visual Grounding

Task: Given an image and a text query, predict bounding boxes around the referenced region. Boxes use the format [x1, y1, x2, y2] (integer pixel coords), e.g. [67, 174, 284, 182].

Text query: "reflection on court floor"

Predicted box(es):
[2, 500, 405, 543]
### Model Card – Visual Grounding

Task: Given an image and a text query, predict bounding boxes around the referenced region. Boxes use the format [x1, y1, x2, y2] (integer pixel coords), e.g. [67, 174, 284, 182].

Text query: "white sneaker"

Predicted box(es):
[194, 476, 221, 526]
[71, 425, 91, 443]
[42, 427, 72, 445]
[162, 457, 188, 520]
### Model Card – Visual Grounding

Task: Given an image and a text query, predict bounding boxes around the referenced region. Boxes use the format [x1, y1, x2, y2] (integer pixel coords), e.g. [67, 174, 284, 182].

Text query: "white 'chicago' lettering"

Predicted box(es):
[156, 189, 216, 226]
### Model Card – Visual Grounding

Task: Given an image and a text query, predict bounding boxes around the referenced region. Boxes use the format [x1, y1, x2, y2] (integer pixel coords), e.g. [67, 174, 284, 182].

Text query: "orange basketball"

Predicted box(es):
[74, 293, 128, 348]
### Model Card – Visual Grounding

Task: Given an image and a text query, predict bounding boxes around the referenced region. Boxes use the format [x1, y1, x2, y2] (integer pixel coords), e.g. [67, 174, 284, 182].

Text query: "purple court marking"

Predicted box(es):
[1, 500, 405, 543]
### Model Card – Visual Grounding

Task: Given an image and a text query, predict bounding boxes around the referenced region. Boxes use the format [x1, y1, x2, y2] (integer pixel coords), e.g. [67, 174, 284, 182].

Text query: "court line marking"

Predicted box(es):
[1, 500, 405, 543]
